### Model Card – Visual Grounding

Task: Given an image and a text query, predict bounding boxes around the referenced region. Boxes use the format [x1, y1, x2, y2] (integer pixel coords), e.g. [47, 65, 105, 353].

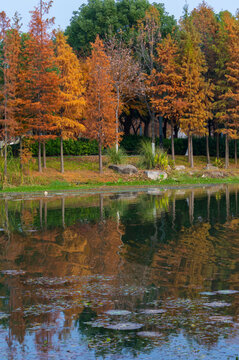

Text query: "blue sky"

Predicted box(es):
[1, 0, 238, 31]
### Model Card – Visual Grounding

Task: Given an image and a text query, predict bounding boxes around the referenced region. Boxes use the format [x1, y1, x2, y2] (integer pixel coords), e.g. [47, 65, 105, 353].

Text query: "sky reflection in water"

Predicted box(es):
[0, 185, 239, 359]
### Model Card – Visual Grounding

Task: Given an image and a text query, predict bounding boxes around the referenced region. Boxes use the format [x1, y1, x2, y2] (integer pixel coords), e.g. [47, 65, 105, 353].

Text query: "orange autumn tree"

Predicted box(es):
[179, 11, 213, 168]
[21, 0, 60, 172]
[85, 35, 117, 173]
[150, 35, 183, 162]
[191, 2, 219, 163]
[106, 35, 142, 152]
[55, 31, 85, 173]
[220, 13, 239, 167]
[0, 12, 21, 179]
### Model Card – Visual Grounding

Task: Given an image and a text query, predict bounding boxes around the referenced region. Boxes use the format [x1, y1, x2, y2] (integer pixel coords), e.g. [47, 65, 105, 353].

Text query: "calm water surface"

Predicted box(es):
[0, 185, 239, 359]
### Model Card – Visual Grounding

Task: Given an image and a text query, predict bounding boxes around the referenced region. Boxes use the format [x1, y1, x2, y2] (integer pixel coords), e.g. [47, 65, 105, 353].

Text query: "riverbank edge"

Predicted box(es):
[0, 176, 239, 197]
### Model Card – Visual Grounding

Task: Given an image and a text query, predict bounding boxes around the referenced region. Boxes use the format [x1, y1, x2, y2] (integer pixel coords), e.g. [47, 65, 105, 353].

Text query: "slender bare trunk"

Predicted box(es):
[4, 56, 7, 181]
[4, 142, 7, 181]
[216, 132, 219, 159]
[188, 134, 191, 166]
[171, 123, 175, 162]
[4, 97, 7, 180]
[60, 136, 64, 173]
[38, 141, 42, 173]
[116, 88, 119, 153]
[206, 135, 210, 164]
[20, 137, 23, 172]
[151, 112, 155, 156]
[190, 136, 194, 168]
[235, 139, 237, 165]
[225, 134, 229, 169]
[43, 141, 46, 169]
[99, 140, 102, 173]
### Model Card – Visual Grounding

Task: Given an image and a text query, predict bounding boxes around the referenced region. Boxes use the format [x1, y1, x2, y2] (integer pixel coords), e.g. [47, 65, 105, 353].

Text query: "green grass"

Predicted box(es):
[1, 175, 239, 194]
[0, 154, 239, 194]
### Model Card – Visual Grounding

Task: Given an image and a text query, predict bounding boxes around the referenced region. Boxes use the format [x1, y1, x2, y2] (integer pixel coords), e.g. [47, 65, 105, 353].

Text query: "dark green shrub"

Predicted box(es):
[8, 134, 239, 159]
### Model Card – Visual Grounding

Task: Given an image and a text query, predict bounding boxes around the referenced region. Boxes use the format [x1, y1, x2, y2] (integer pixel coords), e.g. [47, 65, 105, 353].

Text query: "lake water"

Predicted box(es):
[0, 185, 239, 359]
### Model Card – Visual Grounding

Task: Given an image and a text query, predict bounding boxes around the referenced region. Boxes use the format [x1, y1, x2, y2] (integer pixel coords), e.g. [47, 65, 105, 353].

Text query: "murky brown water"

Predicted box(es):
[0, 185, 239, 359]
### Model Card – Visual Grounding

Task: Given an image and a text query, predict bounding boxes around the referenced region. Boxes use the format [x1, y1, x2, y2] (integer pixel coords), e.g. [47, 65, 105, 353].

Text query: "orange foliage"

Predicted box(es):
[84, 35, 117, 172]
[149, 35, 184, 154]
[55, 31, 85, 138]
[220, 13, 239, 139]
[19, 1, 60, 171]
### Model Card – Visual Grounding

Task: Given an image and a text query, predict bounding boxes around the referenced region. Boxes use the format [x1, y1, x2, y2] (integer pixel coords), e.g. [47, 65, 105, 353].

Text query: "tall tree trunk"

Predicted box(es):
[171, 123, 175, 162]
[235, 139, 237, 165]
[20, 137, 23, 172]
[4, 141, 7, 181]
[225, 134, 229, 169]
[4, 101, 7, 180]
[99, 140, 102, 173]
[163, 118, 167, 139]
[4, 59, 7, 181]
[216, 132, 219, 159]
[38, 141, 42, 173]
[188, 134, 191, 166]
[159, 116, 163, 147]
[190, 135, 194, 168]
[151, 112, 155, 156]
[60, 136, 64, 173]
[43, 141, 46, 169]
[116, 88, 119, 153]
[206, 135, 210, 164]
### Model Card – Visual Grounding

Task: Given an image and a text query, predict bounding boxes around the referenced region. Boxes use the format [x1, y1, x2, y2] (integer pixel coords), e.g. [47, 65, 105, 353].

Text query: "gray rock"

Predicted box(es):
[144, 170, 167, 180]
[203, 171, 225, 178]
[175, 165, 186, 171]
[109, 164, 138, 174]
[204, 164, 218, 170]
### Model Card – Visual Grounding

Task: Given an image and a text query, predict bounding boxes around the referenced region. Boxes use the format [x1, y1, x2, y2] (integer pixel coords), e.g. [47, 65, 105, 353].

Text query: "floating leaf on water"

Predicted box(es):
[104, 322, 143, 331]
[147, 189, 161, 195]
[217, 290, 239, 295]
[209, 316, 233, 324]
[105, 310, 132, 316]
[203, 301, 231, 308]
[1, 270, 26, 276]
[200, 292, 217, 296]
[84, 321, 105, 328]
[137, 331, 162, 338]
[140, 309, 166, 315]
[0, 314, 9, 320]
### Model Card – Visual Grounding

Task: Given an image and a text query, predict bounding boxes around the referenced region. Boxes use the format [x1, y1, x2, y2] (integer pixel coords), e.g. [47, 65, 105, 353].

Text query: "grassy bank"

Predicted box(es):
[1, 155, 239, 193]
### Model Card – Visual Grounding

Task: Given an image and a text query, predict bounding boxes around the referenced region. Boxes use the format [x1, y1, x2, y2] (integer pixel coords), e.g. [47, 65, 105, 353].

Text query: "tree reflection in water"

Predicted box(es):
[0, 185, 238, 359]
